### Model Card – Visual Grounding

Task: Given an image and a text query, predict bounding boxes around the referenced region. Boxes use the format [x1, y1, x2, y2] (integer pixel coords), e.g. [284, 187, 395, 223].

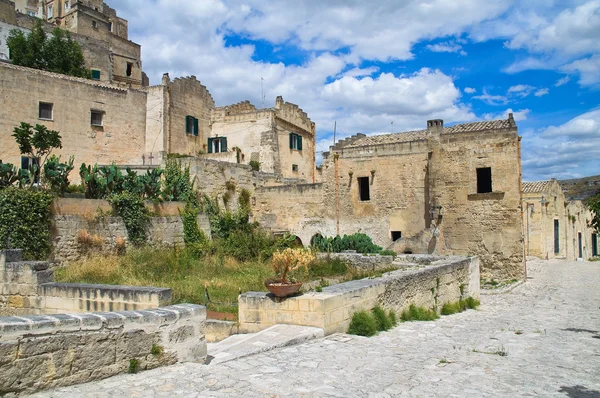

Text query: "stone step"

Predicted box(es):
[206, 324, 324, 366]
[1, 249, 23, 263]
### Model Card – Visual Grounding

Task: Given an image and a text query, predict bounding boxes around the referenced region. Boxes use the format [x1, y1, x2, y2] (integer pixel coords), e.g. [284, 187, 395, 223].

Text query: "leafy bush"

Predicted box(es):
[372, 305, 394, 331]
[249, 160, 260, 171]
[311, 233, 383, 254]
[0, 188, 54, 259]
[162, 160, 195, 202]
[107, 192, 150, 245]
[400, 304, 439, 322]
[43, 155, 74, 195]
[347, 310, 378, 337]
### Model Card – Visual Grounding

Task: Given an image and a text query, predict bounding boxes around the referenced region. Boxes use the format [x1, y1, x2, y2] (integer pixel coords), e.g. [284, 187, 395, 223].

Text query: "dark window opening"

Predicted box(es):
[208, 137, 227, 153]
[92, 20, 97, 29]
[391, 231, 402, 241]
[289, 133, 303, 150]
[90, 110, 103, 126]
[578, 232, 583, 258]
[554, 220, 560, 254]
[108, 22, 113, 32]
[403, 249, 413, 254]
[91, 69, 101, 80]
[476, 167, 492, 194]
[358, 177, 370, 201]
[292, 164, 298, 172]
[39, 102, 53, 120]
[185, 116, 199, 136]
[592, 234, 598, 257]
[126, 62, 133, 77]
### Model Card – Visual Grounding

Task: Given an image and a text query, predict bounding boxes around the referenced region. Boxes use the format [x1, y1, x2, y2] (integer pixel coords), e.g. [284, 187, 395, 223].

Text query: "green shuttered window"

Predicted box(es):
[289, 133, 303, 151]
[186, 116, 199, 136]
[208, 137, 228, 153]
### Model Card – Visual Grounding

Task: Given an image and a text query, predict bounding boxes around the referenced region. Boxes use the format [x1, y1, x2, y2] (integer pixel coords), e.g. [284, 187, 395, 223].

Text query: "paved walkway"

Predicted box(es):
[31, 259, 600, 397]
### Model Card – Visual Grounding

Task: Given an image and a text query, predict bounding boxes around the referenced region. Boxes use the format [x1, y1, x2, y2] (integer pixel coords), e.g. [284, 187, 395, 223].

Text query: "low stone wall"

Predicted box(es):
[1, 250, 171, 316]
[317, 252, 395, 272]
[239, 255, 479, 335]
[0, 304, 207, 395]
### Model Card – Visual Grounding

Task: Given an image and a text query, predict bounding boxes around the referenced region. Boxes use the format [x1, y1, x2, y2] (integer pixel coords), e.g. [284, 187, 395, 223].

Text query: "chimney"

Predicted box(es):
[162, 73, 170, 85]
[276, 96, 284, 109]
[508, 112, 516, 127]
[427, 119, 443, 138]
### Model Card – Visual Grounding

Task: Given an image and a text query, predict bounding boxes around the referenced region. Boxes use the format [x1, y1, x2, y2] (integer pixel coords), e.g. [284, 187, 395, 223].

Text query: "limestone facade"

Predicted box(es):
[0, 62, 147, 172]
[523, 179, 598, 261]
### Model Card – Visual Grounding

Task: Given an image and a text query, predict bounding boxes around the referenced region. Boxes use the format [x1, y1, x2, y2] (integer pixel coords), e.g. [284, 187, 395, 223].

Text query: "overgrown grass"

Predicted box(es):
[400, 304, 439, 322]
[440, 297, 480, 315]
[347, 306, 398, 337]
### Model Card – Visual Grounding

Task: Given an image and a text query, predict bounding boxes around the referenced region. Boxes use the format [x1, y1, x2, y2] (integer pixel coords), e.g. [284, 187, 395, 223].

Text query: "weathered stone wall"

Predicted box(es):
[0, 63, 147, 179]
[49, 199, 211, 262]
[239, 255, 479, 335]
[0, 303, 206, 395]
[0, 249, 171, 316]
[316, 252, 395, 272]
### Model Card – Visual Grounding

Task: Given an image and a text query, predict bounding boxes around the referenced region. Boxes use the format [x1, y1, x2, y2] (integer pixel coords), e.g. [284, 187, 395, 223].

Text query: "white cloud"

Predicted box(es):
[554, 76, 571, 86]
[464, 87, 476, 94]
[426, 41, 467, 55]
[542, 109, 600, 139]
[473, 88, 508, 105]
[507, 84, 536, 97]
[561, 54, 600, 86]
[484, 108, 530, 122]
[342, 66, 380, 78]
[534, 88, 549, 96]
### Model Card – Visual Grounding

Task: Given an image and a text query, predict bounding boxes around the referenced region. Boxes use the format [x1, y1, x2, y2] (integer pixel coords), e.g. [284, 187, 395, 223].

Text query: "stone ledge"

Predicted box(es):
[0, 304, 204, 337]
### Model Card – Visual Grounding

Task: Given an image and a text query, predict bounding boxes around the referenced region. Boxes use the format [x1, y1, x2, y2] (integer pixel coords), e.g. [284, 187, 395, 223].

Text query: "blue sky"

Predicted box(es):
[112, 0, 599, 181]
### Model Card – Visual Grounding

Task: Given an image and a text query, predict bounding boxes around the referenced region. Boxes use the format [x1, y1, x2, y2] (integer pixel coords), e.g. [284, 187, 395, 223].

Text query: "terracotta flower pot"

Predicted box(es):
[264, 280, 303, 298]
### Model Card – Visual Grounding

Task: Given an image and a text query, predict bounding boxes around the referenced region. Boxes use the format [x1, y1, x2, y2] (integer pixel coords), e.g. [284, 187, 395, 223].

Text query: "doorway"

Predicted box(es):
[578, 232, 583, 259]
[553, 220, 560, 254]
[593, 233, 598, 257]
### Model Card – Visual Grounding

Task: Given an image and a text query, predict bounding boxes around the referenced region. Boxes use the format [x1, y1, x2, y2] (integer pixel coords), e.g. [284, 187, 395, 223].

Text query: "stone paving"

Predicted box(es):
[30, 259, 600, 397]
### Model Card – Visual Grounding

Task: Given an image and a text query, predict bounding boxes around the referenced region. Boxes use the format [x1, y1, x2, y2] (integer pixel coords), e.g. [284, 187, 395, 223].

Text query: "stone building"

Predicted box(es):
[0, 0, 144, 87]
[523, 179, 598, 261]
[146, 74, 316, 180]
[0, 62, 147, 170]
[253, 115, 525, 280]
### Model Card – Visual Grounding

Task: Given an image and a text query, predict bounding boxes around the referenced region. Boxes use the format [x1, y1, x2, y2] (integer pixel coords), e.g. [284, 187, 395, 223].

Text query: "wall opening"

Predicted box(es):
[476, 167, 492, 193]
[90, 110, 104, 126]
[358, 177, 370, 201]
[126, 62, 133, 77]
[391, 231, 402, 241]
[554, 219, 560, 254]
[592, 234, 598, 257]
[578, 232, 583, 259]
[39, 102, 53, 120]
[403, 249, 413, 254]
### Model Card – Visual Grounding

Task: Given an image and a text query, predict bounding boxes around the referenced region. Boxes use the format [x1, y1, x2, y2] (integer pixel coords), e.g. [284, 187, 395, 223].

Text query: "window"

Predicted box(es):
[593, 234, 598, 257]
[554, 220, 560, 254]
[21, 157, 40, 182]
[91, 69, 101, 80]
[289, 133, 303, 150]
[292, 164, 298, 173]
[90, 110, 104, 126]
[108, 22, 113, 32]
[27, 10, 36, 16]
[391, 231, 402, 241]
[64, 1, 70, 11]
[358, 177, 370, 201]
[126, 62, 133, 77]
[92, 20, 98, 29]
[208, 137, 227, 153]
[185, 116, 199, 136]
[39, 102, 53, 120]
[476, 167, 492, 194]
[47, 5, 53, 18]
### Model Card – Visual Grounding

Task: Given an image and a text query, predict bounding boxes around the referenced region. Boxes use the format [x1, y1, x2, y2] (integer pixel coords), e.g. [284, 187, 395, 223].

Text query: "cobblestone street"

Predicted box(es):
[31, 259, 600, 398]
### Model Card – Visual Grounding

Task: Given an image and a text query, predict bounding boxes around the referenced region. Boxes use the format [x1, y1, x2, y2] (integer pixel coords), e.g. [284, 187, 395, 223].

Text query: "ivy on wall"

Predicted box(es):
[0, 188, 54, 260]
[107, 192, 150, 246]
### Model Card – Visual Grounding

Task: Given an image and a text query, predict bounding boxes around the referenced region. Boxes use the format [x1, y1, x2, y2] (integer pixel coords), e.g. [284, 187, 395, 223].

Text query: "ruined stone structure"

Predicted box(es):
[523, 179, 598, 261]
[1, 0, 143, 87]
[0, 62, 147, 170]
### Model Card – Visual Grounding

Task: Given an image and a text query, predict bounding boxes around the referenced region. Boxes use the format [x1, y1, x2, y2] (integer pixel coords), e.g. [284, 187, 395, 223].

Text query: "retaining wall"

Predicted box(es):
[239, 255, 480, 335]
[316, 252, 395, 272]
[0, 304, 207, 395]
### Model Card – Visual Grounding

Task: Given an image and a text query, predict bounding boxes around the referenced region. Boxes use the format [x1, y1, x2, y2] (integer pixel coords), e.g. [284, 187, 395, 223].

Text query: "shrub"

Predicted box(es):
[249, 160, 260, 171]
[162, 160, 195, 202]
[238, 188, 251, 210]
[150, 344, 164, 356]
[400, 304, 439, 322]
[379, 249, 397, 257]
[388, 310, 398, 326]
[311, 233, 383, 254]
[0, 188, 54, 259]
[270, 248, 315, 283]
[0, 163, 19, 189]
[128, 359, 141, 374]
[372, 305, 393, 331]
[43, 155, 74, 195]
[107, 192, 150, 245]
[347, 310, 378, 337]
[77, 229, 105, 248]
[308, 257, 348, 278]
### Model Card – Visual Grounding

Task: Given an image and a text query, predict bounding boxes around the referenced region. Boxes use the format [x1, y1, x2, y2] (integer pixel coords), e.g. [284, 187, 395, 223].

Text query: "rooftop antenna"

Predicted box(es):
[261, 77, 265, 108]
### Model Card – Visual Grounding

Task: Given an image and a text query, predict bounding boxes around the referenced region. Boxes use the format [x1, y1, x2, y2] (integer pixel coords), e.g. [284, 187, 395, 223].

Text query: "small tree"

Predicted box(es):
[12, 122, 63, 176]
[7, 21, 89, 78]
[588, 195, 600, 233]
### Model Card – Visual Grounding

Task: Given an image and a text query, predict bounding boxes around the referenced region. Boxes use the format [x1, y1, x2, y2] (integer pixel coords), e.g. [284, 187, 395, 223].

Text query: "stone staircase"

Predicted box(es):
[206, 324, 324, 366]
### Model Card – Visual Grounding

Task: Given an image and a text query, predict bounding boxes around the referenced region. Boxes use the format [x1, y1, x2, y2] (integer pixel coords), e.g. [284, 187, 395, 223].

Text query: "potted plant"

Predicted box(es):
[265, 248, 315, 297]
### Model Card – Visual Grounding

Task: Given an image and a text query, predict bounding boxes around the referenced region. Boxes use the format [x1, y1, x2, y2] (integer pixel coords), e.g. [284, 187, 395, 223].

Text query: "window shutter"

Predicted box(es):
[208, 138, 213, 153]
[193, 118, 199, 136]
[289, 133, 294, 149]
[221, 137, 227, 152]
[185, 116, 191, 134]
[297, 135, 302, 150]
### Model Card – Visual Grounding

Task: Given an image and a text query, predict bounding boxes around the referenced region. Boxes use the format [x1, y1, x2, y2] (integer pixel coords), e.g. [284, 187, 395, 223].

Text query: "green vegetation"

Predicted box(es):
[347, 306, 398, 337]
[150, 344, 164, 356]
[7, 21, 89, 78]
[107, 192, 150, 245]
[440, 297, 480, 315]
[43, 155, 75, 195]
[249, 160, 260, 171]
[128, 359, 141, 374]
[400, 304, 439, 322]
[587, 194, 600, 233]
[311, 233, 387, 254]
[0, 188, 54, 259]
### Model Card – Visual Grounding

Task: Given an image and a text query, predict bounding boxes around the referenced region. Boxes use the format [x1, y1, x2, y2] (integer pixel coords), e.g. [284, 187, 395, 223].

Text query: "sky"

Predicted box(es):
[111, 0, 599, 181]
